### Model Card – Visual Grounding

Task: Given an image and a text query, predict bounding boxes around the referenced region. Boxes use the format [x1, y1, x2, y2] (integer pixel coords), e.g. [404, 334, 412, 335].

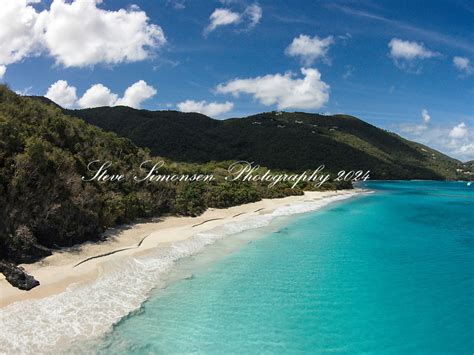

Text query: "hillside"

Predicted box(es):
[459, 161, 474, 178]
[65, 106, 462, 180]
[0, 87, 306, 266]
[462, 161, 474, 170]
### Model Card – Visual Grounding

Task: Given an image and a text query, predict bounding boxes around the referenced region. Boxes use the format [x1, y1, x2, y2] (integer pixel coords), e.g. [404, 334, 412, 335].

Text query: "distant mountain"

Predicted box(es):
[63, 106, 462, 180]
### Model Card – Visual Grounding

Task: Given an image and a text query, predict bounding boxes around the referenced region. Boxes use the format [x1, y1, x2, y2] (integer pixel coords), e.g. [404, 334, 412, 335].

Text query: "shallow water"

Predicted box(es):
[90, 181, 474, 354]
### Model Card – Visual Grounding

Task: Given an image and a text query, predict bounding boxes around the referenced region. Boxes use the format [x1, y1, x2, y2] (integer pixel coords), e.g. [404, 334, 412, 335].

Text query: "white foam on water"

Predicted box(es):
[0, 193, 358, 354]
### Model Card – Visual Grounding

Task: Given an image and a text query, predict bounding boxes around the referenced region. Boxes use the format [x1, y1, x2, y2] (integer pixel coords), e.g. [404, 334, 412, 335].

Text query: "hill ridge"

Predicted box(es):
[54, 103, 462, 180]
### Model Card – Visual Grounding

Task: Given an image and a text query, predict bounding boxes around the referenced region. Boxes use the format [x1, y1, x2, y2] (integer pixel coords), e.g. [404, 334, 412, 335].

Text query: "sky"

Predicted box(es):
[0, 0, 473, 161]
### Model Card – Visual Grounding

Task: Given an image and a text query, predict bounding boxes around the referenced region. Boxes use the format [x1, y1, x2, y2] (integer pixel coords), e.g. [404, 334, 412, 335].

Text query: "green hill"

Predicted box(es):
[459, 161, 474, 178]
[463, 161, 474, 169]
[0, 86, 304, 265]
[65, 107, 462, 180]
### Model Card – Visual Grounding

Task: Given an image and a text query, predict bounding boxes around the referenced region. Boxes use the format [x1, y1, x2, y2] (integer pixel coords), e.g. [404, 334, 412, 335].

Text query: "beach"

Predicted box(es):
[0, 189, 363, 353]
[0, 189, 360, 309]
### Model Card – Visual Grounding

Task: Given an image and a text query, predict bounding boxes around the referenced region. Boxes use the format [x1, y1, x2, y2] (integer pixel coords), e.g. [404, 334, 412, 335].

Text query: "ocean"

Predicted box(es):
[91, 181, 474, 353]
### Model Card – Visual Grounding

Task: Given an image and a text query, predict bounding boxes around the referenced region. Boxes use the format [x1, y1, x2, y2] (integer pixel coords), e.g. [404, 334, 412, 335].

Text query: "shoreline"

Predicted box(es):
[0, 189, 362, 308]
[0, 189, 366, 353]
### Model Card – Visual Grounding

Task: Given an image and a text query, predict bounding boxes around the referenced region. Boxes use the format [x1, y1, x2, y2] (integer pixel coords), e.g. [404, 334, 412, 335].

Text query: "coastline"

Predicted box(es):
[0, 189, 364, 353]
[0, 189, 360, 308]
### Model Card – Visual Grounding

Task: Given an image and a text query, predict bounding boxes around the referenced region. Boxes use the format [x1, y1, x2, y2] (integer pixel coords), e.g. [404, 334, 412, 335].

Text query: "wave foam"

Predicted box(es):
[0, 192, 358, 354]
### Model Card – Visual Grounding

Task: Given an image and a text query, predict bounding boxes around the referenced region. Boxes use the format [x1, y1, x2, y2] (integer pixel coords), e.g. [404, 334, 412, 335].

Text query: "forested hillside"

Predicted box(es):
[0, 87, 310, 264]
[66, 106, 462, 180]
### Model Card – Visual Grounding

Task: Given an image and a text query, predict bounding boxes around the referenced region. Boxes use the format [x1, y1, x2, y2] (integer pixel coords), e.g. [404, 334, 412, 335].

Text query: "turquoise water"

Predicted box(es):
[95, 182, 473, 354]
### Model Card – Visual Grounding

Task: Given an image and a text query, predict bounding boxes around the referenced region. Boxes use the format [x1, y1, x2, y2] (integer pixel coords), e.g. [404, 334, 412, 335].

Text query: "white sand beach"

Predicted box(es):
[0, 189, 360, 308]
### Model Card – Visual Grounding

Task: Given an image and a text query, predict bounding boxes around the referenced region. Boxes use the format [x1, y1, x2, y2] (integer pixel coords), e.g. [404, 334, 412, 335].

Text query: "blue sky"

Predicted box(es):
[1, 0, 473, 160]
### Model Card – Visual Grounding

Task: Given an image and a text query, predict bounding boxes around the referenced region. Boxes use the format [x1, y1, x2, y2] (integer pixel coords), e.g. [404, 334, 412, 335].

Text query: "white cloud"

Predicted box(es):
[45, 80, 78, 108]
[449, 122, 468, 139]
[338, 33, 352, 41]
[167, 0, 185, 10]
[204, 8, 241, 34]
[244, 4, 262, 28]
[116, 80, 157, 108]
[399, 123, 428, 135]
[456, 143, 474, 157]
[421, 109, 431, 124]
[15, 86, 33, 95]
[0, 0, 165, 69]
[47, 80, 156, 109]
[36, 0, 166, 67]
[204, 3, 262, 35]
[216, 67, 329, 110]
[388, 38, 438, 71]
[177, 100, 234, 117]
[394, 109, 473, 161]
[388, 38, 437, 60]
[78, 84, 118, 108]
[396, 121, 474, 161]
[398, 109, 431, 135]
[453, 56, 470, 70]
[453, 56, 473, 75]
[0, 0, 40, 68]
[445, 122, 473, 160]
[285, 34, 334, 65]
[0, 65, 6, 79]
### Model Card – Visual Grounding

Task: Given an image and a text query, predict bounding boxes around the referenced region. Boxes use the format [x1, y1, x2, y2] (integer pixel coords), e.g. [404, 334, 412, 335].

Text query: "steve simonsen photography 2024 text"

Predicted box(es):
[82, 160, 371, 188]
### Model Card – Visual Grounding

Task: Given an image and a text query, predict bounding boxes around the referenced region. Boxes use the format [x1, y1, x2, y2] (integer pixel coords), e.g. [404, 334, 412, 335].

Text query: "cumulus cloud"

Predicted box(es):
[0, 0, 165, 70]
[204, 3, 262, 35]
[177, 100, 234, 117]
[216, 68, 329, 110]
[0, 65, 6, 79]
[398, 109, 431, 136]
[78, 84, 118, 108]
[456, 143, 474, 157]
[397, 119, 474, 161]
[449, 122, 468, 139]
[204, 8, 241, 34]
[453, 56, 473, 76]
[46, 80, 156, 109]
[115, 80, 157, 108]
[388, 38, 436, 60]
[37, 0, 166, 67]
[45, 80, 78, 108]
[421, 109, 431, 124]
[285, 34, 334, 65]
[445, 122, 473, 160]
[388, 38, 438, 71]
[0, 0, 40, 69]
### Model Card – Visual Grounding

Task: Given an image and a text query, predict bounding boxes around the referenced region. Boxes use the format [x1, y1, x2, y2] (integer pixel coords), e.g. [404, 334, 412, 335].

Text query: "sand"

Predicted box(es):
[0, 189, 361, 308]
